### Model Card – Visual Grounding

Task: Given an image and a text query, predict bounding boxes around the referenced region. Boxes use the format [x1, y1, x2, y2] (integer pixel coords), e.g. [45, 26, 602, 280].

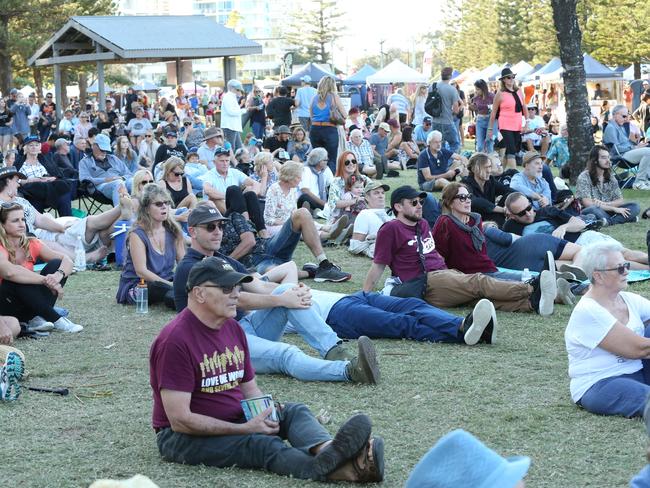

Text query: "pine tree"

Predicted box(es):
[495, 0, 533, 63]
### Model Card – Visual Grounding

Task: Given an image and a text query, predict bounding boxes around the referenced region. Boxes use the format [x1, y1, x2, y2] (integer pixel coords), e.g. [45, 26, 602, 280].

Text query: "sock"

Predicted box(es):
[316, 254, 327, 264]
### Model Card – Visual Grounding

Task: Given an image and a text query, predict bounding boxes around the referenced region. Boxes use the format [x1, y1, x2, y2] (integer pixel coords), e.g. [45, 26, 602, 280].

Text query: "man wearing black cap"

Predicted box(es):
[363, 185, 558, 316]
[173, 204, 379, 384]
[413, 116, 433, 150]
[152, 254, 384, 482]
[263, 125, 291, 156]
[153, 128, 187, 173]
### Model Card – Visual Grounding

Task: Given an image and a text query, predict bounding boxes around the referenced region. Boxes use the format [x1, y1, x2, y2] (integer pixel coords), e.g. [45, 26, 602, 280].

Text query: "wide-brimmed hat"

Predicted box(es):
[275, 125, 291, 135]
[499, 68, 516, 80]
[378, 122, 390, 132]
[202, 127, 223, 142]
[186, 256, 253, 291]
[0, 166, 26, 180]
[405, 429, 531, 488]
[521, 150, 542, 166]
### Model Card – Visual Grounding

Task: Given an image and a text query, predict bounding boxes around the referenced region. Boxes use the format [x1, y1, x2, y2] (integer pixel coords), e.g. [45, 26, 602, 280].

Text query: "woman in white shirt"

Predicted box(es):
[565, 241, 650, 418]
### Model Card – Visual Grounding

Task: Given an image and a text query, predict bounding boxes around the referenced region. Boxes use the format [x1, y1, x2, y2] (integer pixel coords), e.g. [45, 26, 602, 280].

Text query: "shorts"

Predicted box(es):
[34, 216, 101, 253]
[499, 129, 522, 157]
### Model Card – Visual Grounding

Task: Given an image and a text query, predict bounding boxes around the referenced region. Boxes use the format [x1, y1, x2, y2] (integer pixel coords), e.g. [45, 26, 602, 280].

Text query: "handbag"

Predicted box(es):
[390, 223, 428, 299]
[329, 95, 345, 125]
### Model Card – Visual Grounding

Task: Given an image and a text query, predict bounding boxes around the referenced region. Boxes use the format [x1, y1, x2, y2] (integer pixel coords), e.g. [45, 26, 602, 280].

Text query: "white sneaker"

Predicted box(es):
[26, 316, 54, 332]
[53, 317, 83, 333]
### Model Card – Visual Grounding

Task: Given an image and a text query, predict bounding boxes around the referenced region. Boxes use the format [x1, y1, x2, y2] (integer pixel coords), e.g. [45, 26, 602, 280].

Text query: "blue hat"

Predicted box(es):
[187, 147, 199, 154]
[23, 135, 41, 146]
[405, 430, 530, 488]
[94, 133, 112, 152]
[214, 146, 230, 157]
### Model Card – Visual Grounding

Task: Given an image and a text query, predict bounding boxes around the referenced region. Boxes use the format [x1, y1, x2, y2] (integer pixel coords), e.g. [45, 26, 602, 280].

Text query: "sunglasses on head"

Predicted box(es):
[344, 159, 357, 166]
[453, 193, 472, 202]
[152, 200, 172, 208]
[200, 221, 225, 232]
[514, 204, 533, 217]
[596, 262, 630, 275]
[201, 284, 241, 294]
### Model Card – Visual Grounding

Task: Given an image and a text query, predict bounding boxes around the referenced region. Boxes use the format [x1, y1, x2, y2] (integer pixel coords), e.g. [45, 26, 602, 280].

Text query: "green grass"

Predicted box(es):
[4, 168, 650, 488]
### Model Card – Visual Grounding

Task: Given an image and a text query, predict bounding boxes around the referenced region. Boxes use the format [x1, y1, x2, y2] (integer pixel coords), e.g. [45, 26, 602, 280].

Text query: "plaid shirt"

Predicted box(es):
[346, 140, 374, 167]
[21, 162, 49, 179]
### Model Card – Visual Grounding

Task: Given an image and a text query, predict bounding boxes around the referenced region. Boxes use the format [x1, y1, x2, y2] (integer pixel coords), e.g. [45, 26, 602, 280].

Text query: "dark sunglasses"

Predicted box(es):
[46, 95, 53, 98]
[184, 122, 191, 126]
[140, 180, 154, 185]
[453, 194, 472, 202]
[503, 76, 514, 80]
[152, 200, 172, 208]
[596, 262, 630, 275]
[344, 159, 358, 166]
[145, 135, 153, 138]
[407, 198, 424, 207]
[200, 221, 225, 232]
[514, 204, 533, 217]
[173, 172, 185, 177]
[201, 284, 241, 294]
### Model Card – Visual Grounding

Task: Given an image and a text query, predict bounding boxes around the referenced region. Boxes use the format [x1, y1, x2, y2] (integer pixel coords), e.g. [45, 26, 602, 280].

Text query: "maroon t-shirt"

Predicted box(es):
[431, 215, 497, 274]
[374, 219, 447, 281]
[149, 308, 255, 429]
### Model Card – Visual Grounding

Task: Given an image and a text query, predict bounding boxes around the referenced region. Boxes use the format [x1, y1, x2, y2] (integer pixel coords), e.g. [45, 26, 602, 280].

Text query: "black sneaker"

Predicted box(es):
[529, 270, 556, 316]
[462, 299, 496, 345]
[302, 262, 318, 279]
[314, 261, 351, 282]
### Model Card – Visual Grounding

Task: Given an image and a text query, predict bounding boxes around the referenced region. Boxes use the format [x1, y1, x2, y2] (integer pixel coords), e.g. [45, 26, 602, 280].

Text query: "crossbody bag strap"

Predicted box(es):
[415, 223, 427, 273]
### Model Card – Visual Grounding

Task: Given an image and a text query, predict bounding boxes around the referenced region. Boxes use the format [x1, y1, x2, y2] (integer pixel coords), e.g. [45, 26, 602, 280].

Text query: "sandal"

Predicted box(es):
[90, 262, 112, 271]
[352, 436, 385, 483]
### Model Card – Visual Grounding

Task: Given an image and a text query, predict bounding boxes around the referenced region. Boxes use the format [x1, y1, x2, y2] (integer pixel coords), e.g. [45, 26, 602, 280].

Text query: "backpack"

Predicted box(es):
[424, 83, 442, 118]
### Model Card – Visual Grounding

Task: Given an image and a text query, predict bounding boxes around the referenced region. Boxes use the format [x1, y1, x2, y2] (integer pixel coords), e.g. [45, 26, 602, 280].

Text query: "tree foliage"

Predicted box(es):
[284, 0, 346, 65]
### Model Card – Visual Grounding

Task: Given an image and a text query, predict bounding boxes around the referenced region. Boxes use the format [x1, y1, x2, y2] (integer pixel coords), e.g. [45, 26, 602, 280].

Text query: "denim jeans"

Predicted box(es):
[475, 115, 496, 153]
[578, 324, 650, 417]
[156, 402, 332, 480]
[541, 163, 558, 201]
[581, 202, 640, 226]
[251, 121, 265, 140]
[239, 283, 348, 382]
[223, 128, 243, 152]
[97, 178, 132, 206]
[431, 122, 460, 154]
[253, 218, 301, 273]
[310, 125, 339, 173]
[325, 291, 462, 343]
[299, 117, 311, 132]
[484, 270, 523, 282]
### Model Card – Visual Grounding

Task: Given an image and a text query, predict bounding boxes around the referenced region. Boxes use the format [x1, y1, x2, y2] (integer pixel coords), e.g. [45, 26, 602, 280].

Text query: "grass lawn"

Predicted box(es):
[4, 167, 650, 488]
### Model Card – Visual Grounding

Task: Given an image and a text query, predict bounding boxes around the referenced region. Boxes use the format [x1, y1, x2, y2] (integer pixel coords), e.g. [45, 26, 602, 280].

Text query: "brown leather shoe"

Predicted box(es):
[353, 436, 385, 482]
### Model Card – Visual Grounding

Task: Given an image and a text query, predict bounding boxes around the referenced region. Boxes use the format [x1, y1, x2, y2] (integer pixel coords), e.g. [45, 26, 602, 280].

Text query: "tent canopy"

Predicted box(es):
[366, 59, 428, 84]
[472, 63, 499, 83]
[342, 64, 377, 85]
[488, 63, 513, 82]
[511, 61, 534, 79]
[132, 80, 159, 91]
[280, 62, 336, 86]
[539, 53, 622, 82]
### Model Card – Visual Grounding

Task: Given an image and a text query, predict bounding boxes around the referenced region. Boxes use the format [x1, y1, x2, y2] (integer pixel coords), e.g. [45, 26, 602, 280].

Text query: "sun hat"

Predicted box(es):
[202, 126, 223, 142]
[378, 122, 390, 132]
[275, 125, 291, 135]
[499, 67, 516, 79]
[405, 429, 531, 488]
[0, 166, 26, 180]
[521, 150, 542, 166]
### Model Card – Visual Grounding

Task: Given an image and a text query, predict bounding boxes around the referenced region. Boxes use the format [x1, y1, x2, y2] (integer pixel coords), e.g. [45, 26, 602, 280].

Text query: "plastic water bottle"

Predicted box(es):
[74, 235, 86, 272]
[521, 268, 532, 282]
[135, 279, 148, 314]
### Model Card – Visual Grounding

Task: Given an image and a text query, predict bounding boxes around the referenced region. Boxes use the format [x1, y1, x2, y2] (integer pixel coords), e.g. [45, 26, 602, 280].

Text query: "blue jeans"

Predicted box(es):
[475, 115, 496, 153]
[97, 178, 132, 206]
[325, 291, 462, 343]
[299, 117, 311, 132]
[310, 125, 339, 173]
[253, 218, 301, 273]
[431, 122, 460, 154]
[581, 202, 640, 226]
[485, 270, 523, 282]
[251, 121, 265, 140]
[578, 324, 650, 417]
[239, 283, 348, 382]
[541, 163, 558, 201]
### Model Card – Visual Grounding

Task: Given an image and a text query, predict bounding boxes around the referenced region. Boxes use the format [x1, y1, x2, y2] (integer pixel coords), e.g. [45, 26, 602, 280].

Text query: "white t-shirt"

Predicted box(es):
[299, 166, 334, 199]
[352, 208, 393, 237]
[200, 167, 248, 193]
[310, 289, 345, 321]
[565, 292, 650, 402]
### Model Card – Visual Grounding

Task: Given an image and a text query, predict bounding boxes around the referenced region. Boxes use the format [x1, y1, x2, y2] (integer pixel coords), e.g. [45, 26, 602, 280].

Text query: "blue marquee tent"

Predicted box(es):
[342, 64, 377, 85]
[281, 62, 337, 86]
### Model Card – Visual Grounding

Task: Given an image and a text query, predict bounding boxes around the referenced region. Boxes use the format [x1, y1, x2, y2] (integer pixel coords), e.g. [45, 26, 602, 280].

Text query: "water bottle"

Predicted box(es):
[74, 235, 86, 272]
[135, 279, 148, 314]
[521, 268, 532, 282]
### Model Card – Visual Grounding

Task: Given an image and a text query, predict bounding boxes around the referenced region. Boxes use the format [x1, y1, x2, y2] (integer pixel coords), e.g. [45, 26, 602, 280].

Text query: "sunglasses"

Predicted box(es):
[173, 172, 185, 177]
[407, 198, 424, 207]
[152, 200, 172, 208]
[145, 135, 153, 138]
[140, 180, 154, 185]
[514, 204, 533, 217]
[184, 123, 191, 126]
[453, 194, 472, 202]
[201, 284, 241, 294]
[200, 221, 225, 232]
[503, 76, 514, 80]
[596, 262, 630, 275]
[46, 95, 53, 98]
[344, 159, 357, 166]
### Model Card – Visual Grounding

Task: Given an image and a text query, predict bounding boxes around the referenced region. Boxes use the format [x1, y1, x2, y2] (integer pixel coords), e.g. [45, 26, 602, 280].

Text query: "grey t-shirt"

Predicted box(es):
[431, 82, 460, 126]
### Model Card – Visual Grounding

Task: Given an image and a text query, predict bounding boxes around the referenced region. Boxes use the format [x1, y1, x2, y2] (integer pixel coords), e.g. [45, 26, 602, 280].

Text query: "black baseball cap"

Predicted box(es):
[187, 206, 229, 227]
[390, 185, 427, 211]
[186, 256, 253, 291]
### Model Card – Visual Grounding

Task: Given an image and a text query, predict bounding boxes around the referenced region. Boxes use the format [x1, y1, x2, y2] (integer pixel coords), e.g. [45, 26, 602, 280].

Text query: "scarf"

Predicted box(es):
[309, 165, 327, 201]
[504, 88, 524, 113]
[448, 212, 485, 252]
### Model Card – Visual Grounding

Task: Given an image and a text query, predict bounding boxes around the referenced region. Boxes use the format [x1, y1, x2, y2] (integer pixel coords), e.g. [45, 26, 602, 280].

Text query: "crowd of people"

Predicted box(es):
[3, 66, 650, 486]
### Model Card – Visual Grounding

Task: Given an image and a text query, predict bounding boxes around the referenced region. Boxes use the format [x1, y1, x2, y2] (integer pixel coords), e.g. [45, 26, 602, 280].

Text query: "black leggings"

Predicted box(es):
[0, 259, 66, 323]
[297, 193, 325, 210]
[148, 281, 176, 310]
[225, 186, 266, 233]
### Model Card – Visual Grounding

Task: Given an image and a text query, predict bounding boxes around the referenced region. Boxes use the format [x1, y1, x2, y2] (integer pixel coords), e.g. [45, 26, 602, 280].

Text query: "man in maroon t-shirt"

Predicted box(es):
[150, 256, 384, 482]
[363, 185, 557, 315]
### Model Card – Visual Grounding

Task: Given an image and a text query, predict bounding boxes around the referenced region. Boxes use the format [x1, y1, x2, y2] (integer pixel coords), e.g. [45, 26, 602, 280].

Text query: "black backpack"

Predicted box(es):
[424, 83, 442, 118]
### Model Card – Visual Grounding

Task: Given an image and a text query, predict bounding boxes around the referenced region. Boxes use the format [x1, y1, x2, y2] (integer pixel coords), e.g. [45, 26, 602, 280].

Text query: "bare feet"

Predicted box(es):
[86, 245, 109, 264]
[119, 193, 133, 221]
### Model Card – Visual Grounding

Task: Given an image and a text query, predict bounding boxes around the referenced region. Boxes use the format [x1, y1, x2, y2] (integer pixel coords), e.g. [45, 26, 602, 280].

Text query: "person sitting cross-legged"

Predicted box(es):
[173, 204, 380, 384]
[152, 256, 385, 482]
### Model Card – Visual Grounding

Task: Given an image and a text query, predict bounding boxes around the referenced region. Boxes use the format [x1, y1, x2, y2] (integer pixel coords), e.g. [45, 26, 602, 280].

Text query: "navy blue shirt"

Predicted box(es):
[417, 148, 453, 186]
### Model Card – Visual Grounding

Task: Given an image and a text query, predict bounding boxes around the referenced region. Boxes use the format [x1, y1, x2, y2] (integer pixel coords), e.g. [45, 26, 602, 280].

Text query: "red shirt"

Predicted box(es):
[374, 219, 447, 281]
[431, 215, 497, 274]
[149, 308, 255, 429]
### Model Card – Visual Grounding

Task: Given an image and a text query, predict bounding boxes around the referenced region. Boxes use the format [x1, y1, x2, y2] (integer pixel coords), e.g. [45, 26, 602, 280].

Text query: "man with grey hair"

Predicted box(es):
[220, 79, 246, 152]
[429, 67, 461, 154]
[345, 129, 376, 177]
[417, 130, 467, 191]
[603, 103, 650, 190]
[298, 147, 333, 211]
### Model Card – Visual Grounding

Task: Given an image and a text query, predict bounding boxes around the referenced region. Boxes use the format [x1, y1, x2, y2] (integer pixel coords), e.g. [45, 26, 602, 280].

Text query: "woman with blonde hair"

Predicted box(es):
[114, 135, 139, 173]
[288, 126, 312, 162]
[411, 84, 429, 126]
[137, 130, 159, 169]
[310, 76, 347, 172]
[250, 151, 280, 199]
[116, 184, 185, 309]
[157, 157, 197, 222]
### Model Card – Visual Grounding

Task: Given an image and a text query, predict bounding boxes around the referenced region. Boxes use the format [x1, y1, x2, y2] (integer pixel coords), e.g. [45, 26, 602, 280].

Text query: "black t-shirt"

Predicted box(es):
[0, 110, 12, 128]
[266, 96, 294, 127]
[153, 143, 188, 172]
[263, 137, 288, 153]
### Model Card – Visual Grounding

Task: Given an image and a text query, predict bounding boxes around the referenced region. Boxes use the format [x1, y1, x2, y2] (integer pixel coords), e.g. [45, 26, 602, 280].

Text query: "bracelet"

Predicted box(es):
[56, 268, 67, 279]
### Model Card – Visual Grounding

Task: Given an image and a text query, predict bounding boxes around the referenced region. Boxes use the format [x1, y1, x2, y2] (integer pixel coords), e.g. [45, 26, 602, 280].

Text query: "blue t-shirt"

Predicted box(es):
[295, 86, 317, 118]
[413, 124, 432, 144]
[417, 148, 453, 186]
[370, 133, 388, 157]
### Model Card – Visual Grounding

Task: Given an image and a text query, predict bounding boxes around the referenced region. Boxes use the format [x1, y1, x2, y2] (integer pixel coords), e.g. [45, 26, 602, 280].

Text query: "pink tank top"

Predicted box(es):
[498, 91, 524, 131]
